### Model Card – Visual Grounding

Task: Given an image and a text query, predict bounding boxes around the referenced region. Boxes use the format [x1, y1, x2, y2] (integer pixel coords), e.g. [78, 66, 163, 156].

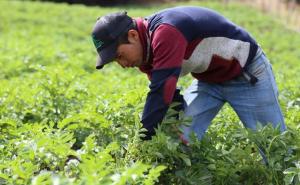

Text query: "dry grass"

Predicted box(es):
[224, 0, 300, 32]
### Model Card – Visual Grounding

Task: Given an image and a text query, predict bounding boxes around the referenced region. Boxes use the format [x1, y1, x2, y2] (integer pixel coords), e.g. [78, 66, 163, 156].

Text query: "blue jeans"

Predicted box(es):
[182, 52, 286, 141]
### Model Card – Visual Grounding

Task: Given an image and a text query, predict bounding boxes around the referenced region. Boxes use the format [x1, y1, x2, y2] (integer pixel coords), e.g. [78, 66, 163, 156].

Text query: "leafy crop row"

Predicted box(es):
[0, 0, 299, 184]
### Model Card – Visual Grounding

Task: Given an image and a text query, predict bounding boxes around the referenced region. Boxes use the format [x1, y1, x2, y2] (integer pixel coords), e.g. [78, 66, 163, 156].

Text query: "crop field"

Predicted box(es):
[0, 0, 299, 184]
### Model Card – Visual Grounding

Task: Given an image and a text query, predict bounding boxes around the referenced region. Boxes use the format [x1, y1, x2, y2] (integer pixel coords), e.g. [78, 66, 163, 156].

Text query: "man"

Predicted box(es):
[91, 6, 286, 143]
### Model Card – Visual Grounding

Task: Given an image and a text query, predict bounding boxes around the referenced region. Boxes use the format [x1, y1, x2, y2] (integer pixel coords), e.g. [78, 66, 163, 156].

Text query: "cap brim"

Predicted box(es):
[95, 41, 118, 70]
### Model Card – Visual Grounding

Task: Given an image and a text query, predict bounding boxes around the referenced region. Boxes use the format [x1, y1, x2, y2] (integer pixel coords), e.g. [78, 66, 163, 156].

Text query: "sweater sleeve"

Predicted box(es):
[141, 24, 187, 139]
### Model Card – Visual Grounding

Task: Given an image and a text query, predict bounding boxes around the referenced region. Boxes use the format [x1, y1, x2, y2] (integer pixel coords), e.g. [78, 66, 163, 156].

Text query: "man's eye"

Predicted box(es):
[116, 54, 122, 60]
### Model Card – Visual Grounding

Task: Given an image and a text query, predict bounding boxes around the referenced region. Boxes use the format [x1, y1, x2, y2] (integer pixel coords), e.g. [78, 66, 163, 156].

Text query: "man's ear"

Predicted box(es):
[127, 29, 139, 43]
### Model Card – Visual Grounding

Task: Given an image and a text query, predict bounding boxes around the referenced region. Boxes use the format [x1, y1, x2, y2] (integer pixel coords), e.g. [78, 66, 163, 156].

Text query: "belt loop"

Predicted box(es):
[243, 70, 258, 85]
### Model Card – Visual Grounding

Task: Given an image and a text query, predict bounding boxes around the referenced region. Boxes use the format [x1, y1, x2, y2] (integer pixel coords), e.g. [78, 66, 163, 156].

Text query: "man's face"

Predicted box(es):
[115, 29, 144, 68]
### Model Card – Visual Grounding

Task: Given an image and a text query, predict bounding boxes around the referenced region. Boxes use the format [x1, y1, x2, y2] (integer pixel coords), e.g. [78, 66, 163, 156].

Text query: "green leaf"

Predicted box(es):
[179, 153, 191, 166]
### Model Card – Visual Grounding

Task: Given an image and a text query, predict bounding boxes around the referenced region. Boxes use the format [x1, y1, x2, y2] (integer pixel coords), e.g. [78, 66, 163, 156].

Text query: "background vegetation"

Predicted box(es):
[22, 0, 300, 6]
[0, 0, 299, 184]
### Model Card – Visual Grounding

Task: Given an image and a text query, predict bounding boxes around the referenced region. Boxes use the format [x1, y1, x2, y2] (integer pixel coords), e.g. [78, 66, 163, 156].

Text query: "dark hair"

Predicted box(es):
[117, 20, 137, 45]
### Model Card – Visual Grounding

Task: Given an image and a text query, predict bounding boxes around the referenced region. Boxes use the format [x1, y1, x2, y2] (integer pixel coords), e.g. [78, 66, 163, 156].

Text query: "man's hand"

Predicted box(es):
[179, 134, 189, 145]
